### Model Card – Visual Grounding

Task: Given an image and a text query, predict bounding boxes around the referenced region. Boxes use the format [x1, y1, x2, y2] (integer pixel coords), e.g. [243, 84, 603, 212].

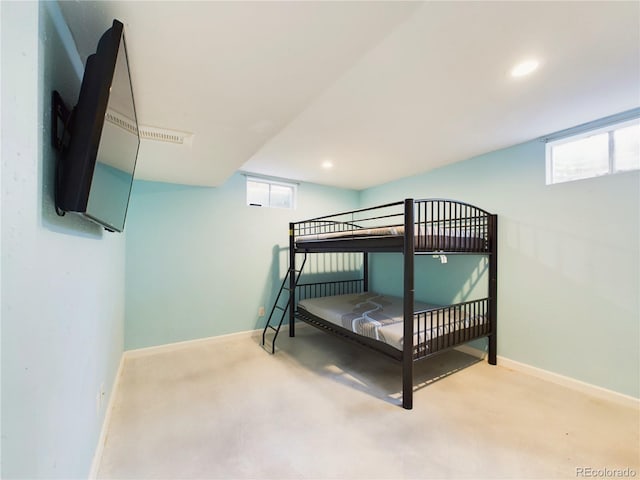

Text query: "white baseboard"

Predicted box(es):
[89, 353, 126, 479]
[455, 345, 639, 409]
[124, 328, 263, 359]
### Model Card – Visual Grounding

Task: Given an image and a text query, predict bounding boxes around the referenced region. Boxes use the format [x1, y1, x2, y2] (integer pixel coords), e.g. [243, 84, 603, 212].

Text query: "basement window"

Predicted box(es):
[546, 117, 640, 185]
[246, 176, 296, 209]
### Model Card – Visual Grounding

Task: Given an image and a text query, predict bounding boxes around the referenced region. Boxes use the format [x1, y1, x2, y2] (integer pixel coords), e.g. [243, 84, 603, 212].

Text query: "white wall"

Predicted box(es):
[1, 3, 125, 477]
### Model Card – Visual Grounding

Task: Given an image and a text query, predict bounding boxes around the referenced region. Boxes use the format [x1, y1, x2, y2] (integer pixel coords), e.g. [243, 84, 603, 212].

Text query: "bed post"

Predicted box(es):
[488, 214, 498, 365]
[289, 222, 296, 338]
[402, 199, 415, 409]
[363, 252, 369, 292]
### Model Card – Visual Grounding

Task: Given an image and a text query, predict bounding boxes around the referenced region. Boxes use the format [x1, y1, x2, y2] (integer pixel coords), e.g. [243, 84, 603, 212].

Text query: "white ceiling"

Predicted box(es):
[59, 1, 640, 191]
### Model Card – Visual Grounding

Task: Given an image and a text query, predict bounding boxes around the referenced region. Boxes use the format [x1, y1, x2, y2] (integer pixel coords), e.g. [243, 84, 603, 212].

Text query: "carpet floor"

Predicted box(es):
[96, 327, 640, 479]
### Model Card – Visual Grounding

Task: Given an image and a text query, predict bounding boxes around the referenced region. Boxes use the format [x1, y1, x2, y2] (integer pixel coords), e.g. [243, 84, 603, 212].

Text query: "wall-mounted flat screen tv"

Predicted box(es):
[52, 19, 139, 232]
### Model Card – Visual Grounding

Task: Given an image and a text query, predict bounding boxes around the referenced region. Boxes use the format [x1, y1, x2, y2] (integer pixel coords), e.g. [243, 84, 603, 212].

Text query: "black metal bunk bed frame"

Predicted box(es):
[284, 198, 497, 410]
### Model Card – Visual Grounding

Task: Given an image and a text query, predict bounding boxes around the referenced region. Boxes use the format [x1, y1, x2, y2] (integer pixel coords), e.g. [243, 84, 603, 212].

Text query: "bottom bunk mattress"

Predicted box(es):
[297, 292, 488, 353]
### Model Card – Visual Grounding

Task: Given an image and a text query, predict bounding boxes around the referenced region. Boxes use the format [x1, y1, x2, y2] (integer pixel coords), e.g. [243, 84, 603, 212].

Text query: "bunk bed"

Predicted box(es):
[285, 198, 497, 409]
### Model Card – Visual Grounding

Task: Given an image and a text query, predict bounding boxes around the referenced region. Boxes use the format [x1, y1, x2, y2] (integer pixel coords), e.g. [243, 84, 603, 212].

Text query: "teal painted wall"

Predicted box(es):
[361, 140, 640, 398]
[125, 173, 359, 350]
[1, 2, 125, 478]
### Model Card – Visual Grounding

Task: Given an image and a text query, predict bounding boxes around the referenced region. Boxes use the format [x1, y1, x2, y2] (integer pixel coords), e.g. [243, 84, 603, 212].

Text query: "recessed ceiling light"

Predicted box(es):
[321, 160, 333, 169]
[511, 59, 540, 78]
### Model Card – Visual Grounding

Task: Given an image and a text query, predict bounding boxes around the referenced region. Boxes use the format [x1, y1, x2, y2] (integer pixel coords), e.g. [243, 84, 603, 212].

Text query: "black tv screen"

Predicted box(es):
[54, 19, 139, 232]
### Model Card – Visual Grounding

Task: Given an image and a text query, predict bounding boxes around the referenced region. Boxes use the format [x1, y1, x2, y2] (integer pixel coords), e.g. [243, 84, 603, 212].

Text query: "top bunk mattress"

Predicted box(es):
[295, 225, 486, 251]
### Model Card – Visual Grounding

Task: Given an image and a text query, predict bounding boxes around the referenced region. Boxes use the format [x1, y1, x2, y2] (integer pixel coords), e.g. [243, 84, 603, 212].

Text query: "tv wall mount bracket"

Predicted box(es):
[51, 90, 74, 153]
[51, 90, 75, 217]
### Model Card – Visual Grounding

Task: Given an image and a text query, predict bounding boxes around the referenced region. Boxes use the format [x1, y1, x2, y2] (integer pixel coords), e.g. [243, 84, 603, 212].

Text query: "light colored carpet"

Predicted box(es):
[97, 327, 640, 479]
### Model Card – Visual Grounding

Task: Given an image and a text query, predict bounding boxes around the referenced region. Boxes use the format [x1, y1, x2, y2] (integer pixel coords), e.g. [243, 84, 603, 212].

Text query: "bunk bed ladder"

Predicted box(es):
[261, 253, 307, 354]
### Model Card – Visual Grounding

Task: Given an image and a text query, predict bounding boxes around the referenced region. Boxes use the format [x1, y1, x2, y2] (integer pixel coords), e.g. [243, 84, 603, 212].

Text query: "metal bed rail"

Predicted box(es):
[293, 199, 491, 254]
[413, 298, 490, 360]
[296, 278, 364, 302]
[414, 199, 489, 252]
[293, 202, 403, 238]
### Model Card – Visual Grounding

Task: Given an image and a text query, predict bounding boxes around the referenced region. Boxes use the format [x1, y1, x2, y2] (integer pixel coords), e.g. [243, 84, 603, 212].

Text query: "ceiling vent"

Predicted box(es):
[105, 110, 193, 145]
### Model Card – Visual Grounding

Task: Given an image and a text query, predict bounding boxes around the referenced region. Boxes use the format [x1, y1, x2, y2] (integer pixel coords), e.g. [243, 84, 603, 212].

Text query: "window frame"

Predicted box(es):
[245, 175, 297, 210]
[545, 117, 639, 185]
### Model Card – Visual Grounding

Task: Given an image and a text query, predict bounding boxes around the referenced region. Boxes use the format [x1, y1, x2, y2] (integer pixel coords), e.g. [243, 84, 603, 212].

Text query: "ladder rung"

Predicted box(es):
[274, 306, 286, 311]
[267, 325, 277, 331]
